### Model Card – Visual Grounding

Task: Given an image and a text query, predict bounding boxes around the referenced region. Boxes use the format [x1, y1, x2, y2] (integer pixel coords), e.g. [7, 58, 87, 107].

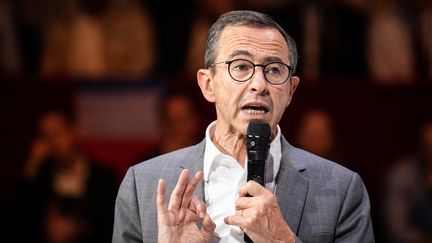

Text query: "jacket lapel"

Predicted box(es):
[275, 137, 309, 234]
[179, 139, 206, 200]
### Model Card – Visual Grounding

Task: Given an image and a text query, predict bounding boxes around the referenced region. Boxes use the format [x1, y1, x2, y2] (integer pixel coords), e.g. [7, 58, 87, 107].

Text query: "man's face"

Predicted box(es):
[39, 113, 76, 158]
[198, 25, 299, 136]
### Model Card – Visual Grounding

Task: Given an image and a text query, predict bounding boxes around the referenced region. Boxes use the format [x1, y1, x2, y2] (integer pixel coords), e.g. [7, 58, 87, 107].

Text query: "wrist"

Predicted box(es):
[273, 224, 296, 243]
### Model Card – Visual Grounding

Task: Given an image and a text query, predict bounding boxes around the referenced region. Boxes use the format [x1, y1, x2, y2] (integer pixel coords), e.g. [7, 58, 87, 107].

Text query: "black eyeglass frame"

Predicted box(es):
[210, 59, 293, 85]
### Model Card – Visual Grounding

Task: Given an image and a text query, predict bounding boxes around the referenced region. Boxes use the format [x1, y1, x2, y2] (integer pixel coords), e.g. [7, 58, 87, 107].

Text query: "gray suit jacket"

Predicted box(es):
[113, 137, 374, 242]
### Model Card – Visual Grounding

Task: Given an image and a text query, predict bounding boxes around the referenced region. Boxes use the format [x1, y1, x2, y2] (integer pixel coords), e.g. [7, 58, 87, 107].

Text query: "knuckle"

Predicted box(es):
[243, 217, 254, 228]
[251, 210, 260, 220]
[256, 207, 265, 216]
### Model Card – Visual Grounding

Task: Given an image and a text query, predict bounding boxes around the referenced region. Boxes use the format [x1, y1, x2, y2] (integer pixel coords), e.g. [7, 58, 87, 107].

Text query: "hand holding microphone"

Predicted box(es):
[245, 122, 270, 242]
[224, 122, 295, 243]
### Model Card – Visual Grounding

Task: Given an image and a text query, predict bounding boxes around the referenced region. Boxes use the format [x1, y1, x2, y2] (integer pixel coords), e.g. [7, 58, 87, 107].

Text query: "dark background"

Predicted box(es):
[1, 0, 431, 242]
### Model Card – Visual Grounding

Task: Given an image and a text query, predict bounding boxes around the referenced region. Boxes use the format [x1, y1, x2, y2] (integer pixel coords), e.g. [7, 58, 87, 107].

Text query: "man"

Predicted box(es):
[113, 10, 374, 242]
[17, 110, 118, 243]
[384, 118, 432, 242]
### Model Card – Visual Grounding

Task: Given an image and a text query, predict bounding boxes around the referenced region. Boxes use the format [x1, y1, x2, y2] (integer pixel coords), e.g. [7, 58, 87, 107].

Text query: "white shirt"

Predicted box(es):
[203, 121, 282, 242]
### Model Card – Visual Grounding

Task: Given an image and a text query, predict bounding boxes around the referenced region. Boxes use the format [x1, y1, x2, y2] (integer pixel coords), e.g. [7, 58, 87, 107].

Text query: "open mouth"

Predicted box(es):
[242, 105, 269, 115]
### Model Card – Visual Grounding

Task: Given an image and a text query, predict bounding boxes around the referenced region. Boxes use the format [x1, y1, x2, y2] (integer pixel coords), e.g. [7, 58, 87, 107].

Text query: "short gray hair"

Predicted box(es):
[204, 10, 298, 74]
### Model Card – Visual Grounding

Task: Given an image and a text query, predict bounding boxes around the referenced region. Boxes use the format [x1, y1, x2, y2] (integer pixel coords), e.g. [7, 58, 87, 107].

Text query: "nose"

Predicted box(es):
[249, 67, 269, 96]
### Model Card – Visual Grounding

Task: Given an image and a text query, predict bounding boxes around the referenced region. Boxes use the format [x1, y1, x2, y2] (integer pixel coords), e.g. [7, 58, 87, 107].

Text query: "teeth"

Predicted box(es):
[246, 109, 266, 115]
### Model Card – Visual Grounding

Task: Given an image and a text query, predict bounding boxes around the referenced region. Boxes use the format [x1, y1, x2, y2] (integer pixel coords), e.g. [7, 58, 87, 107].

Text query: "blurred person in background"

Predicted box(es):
[138, 87, 203, 161]
[157, 89, 202, 154]
[39, 0, 109, 78]
[10, 0, 44, 75]
[410, 0, 432, 82]
[100, 0, 156, 79]
[40, 0, 155, 79]
[384, 117, 432, 242]
[295, 109, 342, 162]
[184, 0, 236, 76]
[0, 0, 22, 76]
[15, 110, 117, 243]
[367, 0, 416, 84]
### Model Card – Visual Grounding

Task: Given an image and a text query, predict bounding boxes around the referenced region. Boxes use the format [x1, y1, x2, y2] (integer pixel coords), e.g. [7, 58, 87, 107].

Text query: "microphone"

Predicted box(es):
[244, 121, 271, 242]
[246, 121, 271, 185]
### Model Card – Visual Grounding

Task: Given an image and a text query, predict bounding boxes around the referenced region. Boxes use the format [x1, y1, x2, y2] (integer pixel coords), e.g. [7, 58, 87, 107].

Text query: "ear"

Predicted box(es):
[197, 69, 216, 103]
[290, 76, 300, 94]
[285, 76, 300, 107]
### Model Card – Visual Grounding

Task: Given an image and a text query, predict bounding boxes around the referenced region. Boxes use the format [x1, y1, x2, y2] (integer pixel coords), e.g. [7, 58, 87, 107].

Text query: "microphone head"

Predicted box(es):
[247, 121, 271, 137]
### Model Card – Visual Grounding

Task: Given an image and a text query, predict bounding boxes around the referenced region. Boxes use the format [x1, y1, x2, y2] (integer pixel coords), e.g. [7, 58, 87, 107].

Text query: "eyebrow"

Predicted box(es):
[227, 50, 286, 64]
[264, 56, 284, 63]
[228, 50, 252, 60]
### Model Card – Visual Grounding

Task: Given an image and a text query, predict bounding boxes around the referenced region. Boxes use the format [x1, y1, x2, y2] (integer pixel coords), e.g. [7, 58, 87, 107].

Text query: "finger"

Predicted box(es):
[168, 169, 190, 210]
[238, 180, 267, 197]
[224, 215, 244, 227]
[190, 196, 206, 218]
[181, 171, 203, 208]
[201, 213, 216, 237]
[156, 179, 168, 216]
[235, 196, 255, 210]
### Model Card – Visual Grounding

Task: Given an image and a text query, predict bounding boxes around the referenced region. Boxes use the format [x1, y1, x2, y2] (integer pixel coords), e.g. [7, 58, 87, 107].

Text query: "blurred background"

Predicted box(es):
[0, 0, 431, 242]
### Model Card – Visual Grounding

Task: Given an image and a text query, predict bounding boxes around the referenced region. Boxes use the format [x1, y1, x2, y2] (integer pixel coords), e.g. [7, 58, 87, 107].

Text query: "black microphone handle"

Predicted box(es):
[245, 122, 271, 242]
[245, 153, 268, 242]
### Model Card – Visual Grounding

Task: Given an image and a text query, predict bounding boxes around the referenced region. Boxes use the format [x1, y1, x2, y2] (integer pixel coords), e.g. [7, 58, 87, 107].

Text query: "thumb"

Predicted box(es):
[201, 213, 216, 238]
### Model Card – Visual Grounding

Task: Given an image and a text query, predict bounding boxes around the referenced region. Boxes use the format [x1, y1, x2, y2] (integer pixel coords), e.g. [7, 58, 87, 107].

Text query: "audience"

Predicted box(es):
[14, 110, 118, 243]
[0, 0, 21, 75]
[0, 0, 429, 83]
[1, 1, 432, 242]
[39, 0, 108, 78]
[138, 87, 202, 162]
[100, 0, 156, 79]
[367, 0, 416, 84]
[413, 0, 432, 81]
[295, 109, 342, 162]
[184, 0, 236, 76]
[40, 0, 156, 79]
[384, 118, 432, 242]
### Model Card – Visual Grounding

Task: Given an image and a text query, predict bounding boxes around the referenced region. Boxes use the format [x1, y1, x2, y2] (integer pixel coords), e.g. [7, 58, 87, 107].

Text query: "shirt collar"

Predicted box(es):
[203, 121, 282, 183]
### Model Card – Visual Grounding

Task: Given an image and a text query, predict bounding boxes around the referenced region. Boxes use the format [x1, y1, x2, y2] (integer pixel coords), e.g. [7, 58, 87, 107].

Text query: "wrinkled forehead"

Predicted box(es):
[217, 25, 290, 64]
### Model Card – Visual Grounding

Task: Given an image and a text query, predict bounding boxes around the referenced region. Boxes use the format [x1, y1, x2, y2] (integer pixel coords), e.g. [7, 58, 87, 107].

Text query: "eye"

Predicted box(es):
[265, 63, 287, 76]
[233, 64, 248, 71]
[231, 60, 253, 72]
[266, 66, 282, 76]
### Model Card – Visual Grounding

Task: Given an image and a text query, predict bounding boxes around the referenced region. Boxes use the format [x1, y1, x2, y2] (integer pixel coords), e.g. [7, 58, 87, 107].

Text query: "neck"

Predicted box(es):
[211, 122, 247, 167]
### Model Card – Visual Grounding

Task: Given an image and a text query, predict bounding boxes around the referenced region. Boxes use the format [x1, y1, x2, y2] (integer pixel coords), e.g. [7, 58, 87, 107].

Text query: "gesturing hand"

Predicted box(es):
[156, 169, 215, 243]
[224, 181, 295, 243]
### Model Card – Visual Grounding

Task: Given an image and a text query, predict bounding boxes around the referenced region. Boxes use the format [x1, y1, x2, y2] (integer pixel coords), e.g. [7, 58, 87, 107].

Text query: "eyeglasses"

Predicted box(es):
[211, 59, 292, 85]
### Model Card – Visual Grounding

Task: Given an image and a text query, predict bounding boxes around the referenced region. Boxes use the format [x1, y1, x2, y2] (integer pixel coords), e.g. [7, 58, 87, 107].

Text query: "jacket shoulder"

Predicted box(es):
[287, 144, 355, 181]
[133, 142, 203, 172]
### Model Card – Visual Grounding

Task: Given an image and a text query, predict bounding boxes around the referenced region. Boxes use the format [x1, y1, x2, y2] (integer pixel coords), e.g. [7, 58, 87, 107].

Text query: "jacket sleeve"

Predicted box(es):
[112, 167, 143, 243]
[335, 172, 375, 243]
